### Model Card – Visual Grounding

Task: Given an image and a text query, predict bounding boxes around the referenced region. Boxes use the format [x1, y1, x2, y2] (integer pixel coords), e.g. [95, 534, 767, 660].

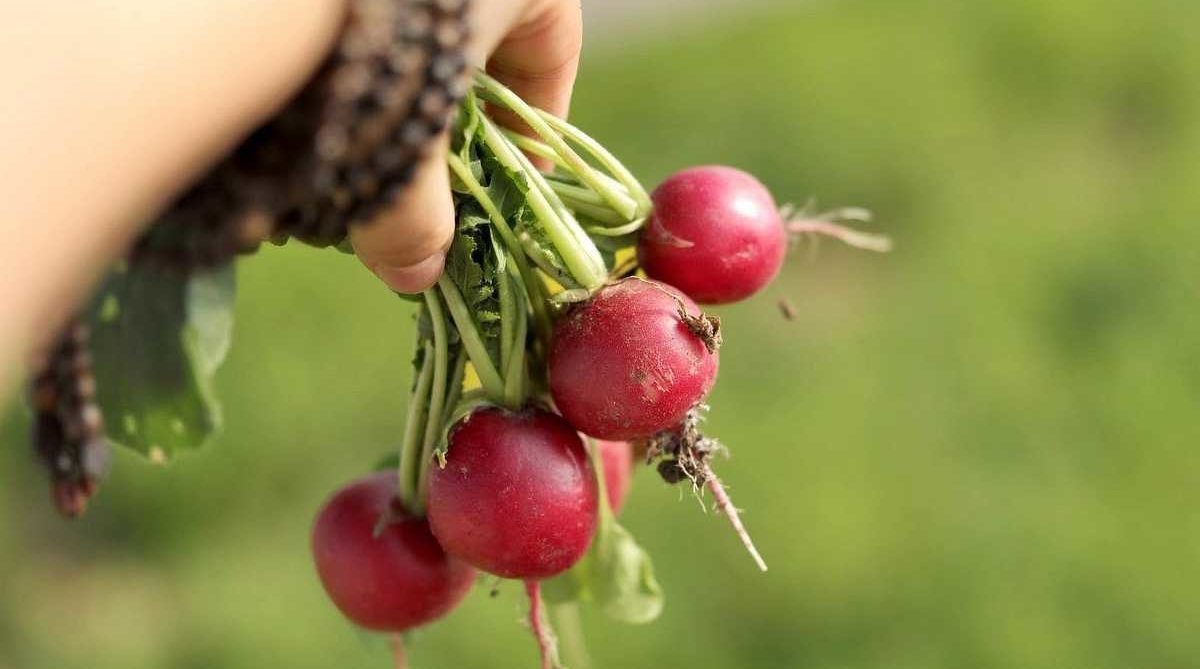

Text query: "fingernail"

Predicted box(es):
[373, 252, 445, 293]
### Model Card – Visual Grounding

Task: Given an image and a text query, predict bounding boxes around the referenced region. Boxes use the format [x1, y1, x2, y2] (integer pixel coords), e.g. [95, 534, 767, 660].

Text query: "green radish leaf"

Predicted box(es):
[589, 521, 664, 623]
[482, 159, 530, 220]
[84, 263, 235, 460]
[543, 507, 664, 624]
[444, 210, 504, 367]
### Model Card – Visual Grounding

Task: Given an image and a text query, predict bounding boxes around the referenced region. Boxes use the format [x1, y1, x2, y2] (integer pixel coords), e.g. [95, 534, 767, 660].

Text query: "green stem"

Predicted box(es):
[562, 199, 628, 226]
[546, 178, 607, 207]
[546, 180, 640, 227]
[543, 173, 638, 226]
[498, 259, 515, 373]
[495, 127, 609, 282]
[479, 115, 607, 289]
[554, 603, 592, 669]
[475, 71, 639, 220]
[417, 346, 463, 503]
[440, 350, 467, 428]
[545, 165, 634, 205]
[437, 275, 506, 402]
[500, 128, 569, 171]
[534, 109, 653, 216]
[586, 437, 615, 522]
[506, 129, 638, 217]
[398, 340, 435, 511]
[502, 266, 529, 407]
[496, 128, 580, 230]
[410, 290, 450, 515]
[524, 267, 554, 352]
[543, 170, 637, 218]
[584, 217, 647, 237]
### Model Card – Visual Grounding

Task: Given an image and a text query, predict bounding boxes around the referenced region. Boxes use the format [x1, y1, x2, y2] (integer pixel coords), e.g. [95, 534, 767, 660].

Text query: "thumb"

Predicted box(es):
[349, 132, 455, 294]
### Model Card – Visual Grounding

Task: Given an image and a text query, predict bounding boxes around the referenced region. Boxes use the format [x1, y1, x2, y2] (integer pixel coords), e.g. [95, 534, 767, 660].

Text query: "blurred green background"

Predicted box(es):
[4, 0, 1200, 667]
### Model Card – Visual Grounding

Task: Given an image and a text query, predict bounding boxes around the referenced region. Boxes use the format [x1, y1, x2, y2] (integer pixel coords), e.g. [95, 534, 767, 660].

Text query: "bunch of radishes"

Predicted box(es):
[311, 73, 888, 667]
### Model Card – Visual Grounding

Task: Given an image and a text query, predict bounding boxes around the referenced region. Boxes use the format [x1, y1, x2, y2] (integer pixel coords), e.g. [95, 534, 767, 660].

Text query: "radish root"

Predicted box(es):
[646, 408, 768, 572]
[782, 201, 892, 253]
[390, 634, 408, 669]
[525, 580, 563, 669]
[704, 467, 768, 572]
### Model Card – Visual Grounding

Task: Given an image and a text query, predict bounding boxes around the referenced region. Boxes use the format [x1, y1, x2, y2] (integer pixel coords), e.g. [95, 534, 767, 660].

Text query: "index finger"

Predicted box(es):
[485, 0, 582, 127]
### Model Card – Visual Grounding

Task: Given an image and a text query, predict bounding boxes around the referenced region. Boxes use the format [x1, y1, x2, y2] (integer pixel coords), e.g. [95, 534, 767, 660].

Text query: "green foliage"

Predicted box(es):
[83, 263, 235, 460]
[443, 211, 504, 365]
[544, 513, 663, 624]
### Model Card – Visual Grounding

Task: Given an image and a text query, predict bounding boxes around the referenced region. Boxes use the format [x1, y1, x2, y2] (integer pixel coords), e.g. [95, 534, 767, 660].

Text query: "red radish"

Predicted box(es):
[597, 439, 633, 514]
[638, 165, 787, 305]
[549, 278, 720, 441]
[427, 406, 598, 579]
[311, 472, 475, 632]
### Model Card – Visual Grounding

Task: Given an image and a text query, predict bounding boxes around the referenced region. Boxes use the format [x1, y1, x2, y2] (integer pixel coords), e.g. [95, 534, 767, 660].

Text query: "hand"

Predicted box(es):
[0, 0, 582, 391]
[350, 0, 583, 293]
